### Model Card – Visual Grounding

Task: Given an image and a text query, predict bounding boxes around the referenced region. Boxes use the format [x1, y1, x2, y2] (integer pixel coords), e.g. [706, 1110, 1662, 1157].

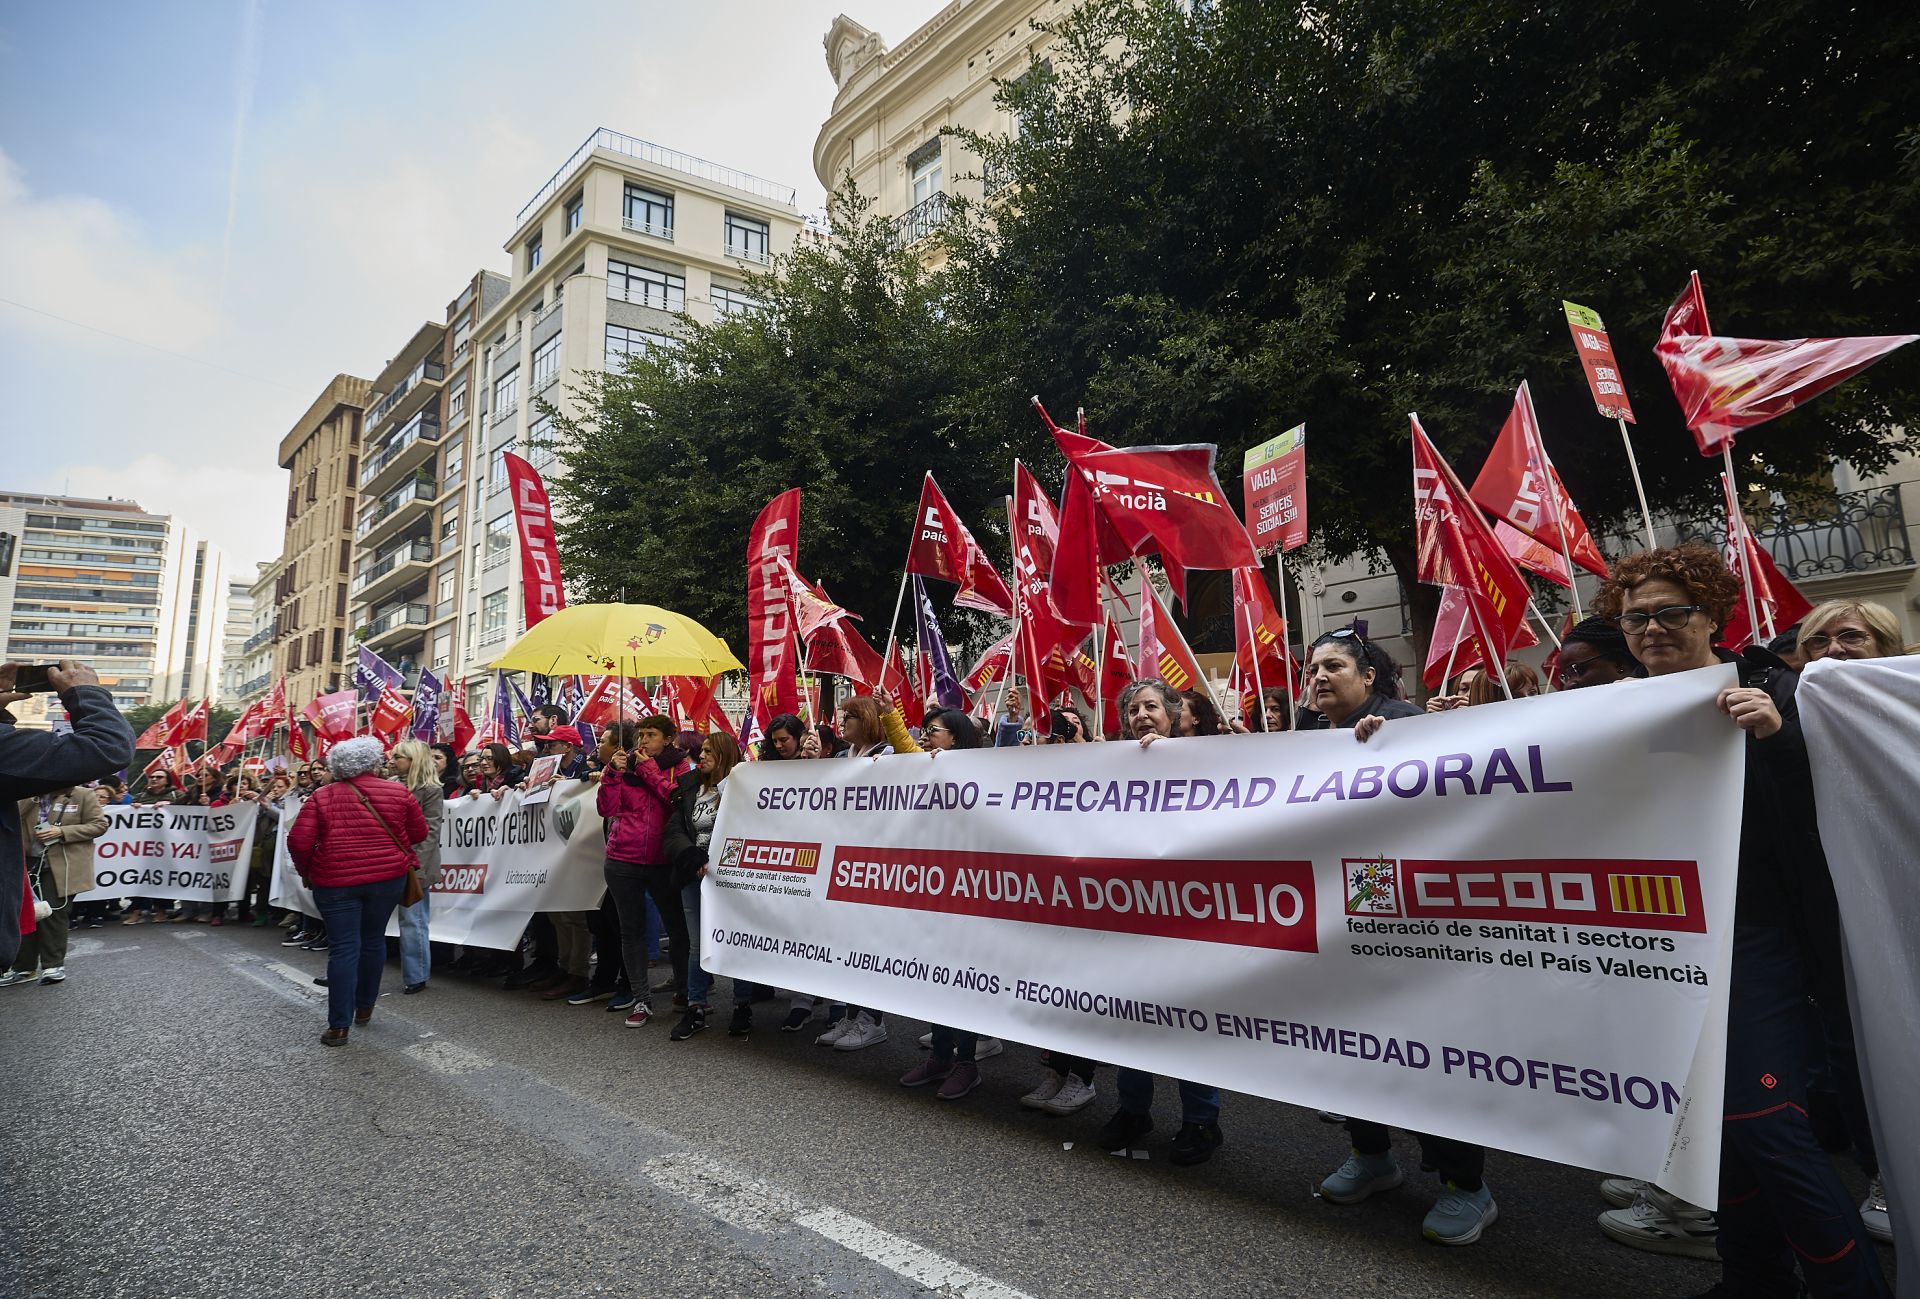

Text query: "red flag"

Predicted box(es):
[1048, 466, 1104, 626]
[370, 682, 412, 737]
[1411, 415, 1531, 677]
[449, 683, 476, 754]
[904, 473, 1014, 616]
[1096, 613, 1134, 737]
[305, 690, 359, 742]
[1422, 585, 1541, 691]
[1010, 462, 1085, 666]
[175, 698, 209, 744]
[962, 632, 1015, 695]
[1655, 271, 1916, 457]
[1468, 382, 1608, 577]
[1137, 575, 1207, 695]
[502, 452, 566, 628]
[1563, 301, 1637, 424]
[746, 489, 802, 726]
[1230, 567, 1296, 690]
[134, 700, 186, 749]
[1496, 519, 1571, 588]
[807, 618, 887, 689]
[668, 676, 733, 735]
[286, 717, 311, 762]
[775, 556, 858, 640]
[1077, 443, 1257, 573]
[1717, 476, 1815, 649]
[576, 675, 656, 728]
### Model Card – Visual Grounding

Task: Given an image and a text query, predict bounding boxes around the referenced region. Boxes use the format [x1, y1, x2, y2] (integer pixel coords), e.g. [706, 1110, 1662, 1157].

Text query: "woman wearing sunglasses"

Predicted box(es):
[1592, 543, 1889, 1299]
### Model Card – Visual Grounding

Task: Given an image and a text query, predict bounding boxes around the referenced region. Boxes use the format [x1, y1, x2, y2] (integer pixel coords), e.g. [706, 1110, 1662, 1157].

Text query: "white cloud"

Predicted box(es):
[59, 454, 286, 577]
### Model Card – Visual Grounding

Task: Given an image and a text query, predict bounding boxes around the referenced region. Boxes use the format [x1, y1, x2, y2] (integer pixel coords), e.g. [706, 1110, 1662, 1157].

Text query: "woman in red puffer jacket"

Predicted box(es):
[288, 737, 428, 1046]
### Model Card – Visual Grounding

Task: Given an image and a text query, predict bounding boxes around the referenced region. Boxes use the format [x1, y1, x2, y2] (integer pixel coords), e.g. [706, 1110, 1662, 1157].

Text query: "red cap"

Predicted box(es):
[533, 725, 584, 747]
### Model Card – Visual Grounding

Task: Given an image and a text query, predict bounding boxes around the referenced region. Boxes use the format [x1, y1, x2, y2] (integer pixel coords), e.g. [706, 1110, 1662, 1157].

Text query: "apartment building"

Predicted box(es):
[273, 375, 370, 704]
[156, 537, 231, 702]
[454, 127, 803, 710]
[217, 577, 254, 705]
[235, 558, 281, 708]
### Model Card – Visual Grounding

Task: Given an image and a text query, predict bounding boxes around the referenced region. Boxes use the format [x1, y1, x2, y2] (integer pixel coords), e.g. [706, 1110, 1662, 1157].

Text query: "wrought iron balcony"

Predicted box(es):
[892, 190, 948, 249]
[242, 627, 273, 653]
[1608, 484, 1913, 580]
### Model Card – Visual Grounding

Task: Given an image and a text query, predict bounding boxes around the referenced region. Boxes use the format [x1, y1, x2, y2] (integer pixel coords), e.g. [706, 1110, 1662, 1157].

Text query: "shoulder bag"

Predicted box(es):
[348, 782, 425, 907]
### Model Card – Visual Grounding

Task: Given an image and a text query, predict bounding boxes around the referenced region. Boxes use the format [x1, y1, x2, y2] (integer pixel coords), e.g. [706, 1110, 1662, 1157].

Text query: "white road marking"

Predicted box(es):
[643, 1152, 1037, 1299]
[265, 961, 321, 992]
[403, 1039, 493, 1075]
[65, 938, 141, 956]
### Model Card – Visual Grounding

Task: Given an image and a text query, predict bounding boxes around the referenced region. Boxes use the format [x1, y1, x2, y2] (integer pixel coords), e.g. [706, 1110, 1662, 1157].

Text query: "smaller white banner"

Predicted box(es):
[75, 804, 260, 904]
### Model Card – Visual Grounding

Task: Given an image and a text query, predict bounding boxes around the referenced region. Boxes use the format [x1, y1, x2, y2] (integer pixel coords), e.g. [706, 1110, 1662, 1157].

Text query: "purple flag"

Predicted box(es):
[507, 675, 538, 735]
[354, 644, 404, 705]
[411, 669, 442, 742]
[912, 576, 966, 710]
[490, 670, 521, 748]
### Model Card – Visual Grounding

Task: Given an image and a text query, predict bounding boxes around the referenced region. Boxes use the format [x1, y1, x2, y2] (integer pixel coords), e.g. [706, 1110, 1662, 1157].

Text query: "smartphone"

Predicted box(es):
[9, 664, 55, 693]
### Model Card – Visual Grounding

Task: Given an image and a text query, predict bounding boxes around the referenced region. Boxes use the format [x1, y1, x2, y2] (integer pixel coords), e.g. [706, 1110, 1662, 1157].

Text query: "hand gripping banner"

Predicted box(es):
[705, 668, 1745, 1206]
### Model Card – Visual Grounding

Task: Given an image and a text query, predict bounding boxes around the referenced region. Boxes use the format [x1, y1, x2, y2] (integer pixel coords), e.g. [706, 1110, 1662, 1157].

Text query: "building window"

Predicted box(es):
[606, 324, 672, 365]
[489, 444, 513, 493]
[444, 439, 464, 485]
[725, 212, 770, 263]
[526, 233, 543, 272]
[305, 468, 318, 502]
[607, 260, 686, 312]
[711, 284, 762, 318]
[565, 193, 584, 235]
[527, 413, 557, 470]
[623, 185, 673, 238]
[436, 565, 457, 606]
[910, 139, 944, 207]
[482, 590, 508, 636]
[485, 513, 512, 566]
[447, 378, 467, 423]
[532, 333, 562, 390]
[493, 367, 518, 419]
[465, 611, 477, 651]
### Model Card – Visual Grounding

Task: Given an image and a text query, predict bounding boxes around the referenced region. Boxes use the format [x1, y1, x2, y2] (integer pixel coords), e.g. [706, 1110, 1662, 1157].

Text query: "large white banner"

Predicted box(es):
[1798, 655, 1919, 1287]
[269, 782, 609, 949]
[75, 803, 260, 904]
[705, 667, 1745, 1205]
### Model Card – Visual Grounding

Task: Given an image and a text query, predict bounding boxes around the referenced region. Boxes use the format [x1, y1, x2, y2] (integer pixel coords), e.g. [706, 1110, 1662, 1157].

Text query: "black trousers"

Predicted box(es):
[1716, 926, 1889, 1299]
[588, 890, 628, 993]
[1345, 1120, 1485, 1191]
[604, 860, 687, 1006]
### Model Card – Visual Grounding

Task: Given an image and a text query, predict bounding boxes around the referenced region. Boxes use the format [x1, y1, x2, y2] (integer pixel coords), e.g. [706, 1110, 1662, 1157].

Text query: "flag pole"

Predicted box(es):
[1720, 456, 1762, 641]
[1526, 596, 1565, 650]
[1440, 635, 1461, 693]
[1275, 550, 1297, 729]
[1242, 598, 1269, 734]
[1619, 418, 1657, 551]
[1464, 591, 1516, 701]
[1519, 380, 1589, 621]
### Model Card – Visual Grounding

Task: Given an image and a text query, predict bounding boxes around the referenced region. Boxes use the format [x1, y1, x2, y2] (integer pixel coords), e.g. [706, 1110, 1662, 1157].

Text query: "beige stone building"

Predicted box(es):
[273, 375, 370, 703]
[455, 128, 803, 709]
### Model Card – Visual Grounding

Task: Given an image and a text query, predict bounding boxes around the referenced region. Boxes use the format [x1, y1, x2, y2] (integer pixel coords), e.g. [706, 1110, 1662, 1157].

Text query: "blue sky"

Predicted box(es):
[0, 0, 945, 570]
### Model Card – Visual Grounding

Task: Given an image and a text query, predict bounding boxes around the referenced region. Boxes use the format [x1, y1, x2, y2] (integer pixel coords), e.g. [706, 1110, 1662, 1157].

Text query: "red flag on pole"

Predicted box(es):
[1655, 271, 1917, 457]
[1495, 520, 1572, 588]
[307, 690, 359, 742]
[1137, 575, 1207, 695]
[175, 698, 209, 744]
[1075, 444, 1258, 573]
[1422, 584, 1542, 690]
[503, 452, 566, 628]
[369, 682, 412, 738]
[775, 556, 859, 640]
[1096, 612, 1133, 737]
[746, 489, 802, 727]
[962, 632, 1015, 696]
[1049, 467, 1104, 627]
[904, 473, 1014, 616]
[1010, 462, 1085, 667]
[448, 680, 476, 753]
[1230, 567, 1297, 688]
[1468, 382, 1608, 577]
[134, 700, 186, 749]
[1717, 478, 1815, 649]
[1411, 415, 1531, 678]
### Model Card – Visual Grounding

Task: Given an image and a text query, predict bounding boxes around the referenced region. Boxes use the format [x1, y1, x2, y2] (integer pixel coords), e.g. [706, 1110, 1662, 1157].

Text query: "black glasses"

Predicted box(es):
[1557, 655, 1605, 685]
[924, 723, 949, 736]
[1614, 605, 1702, 635]
[1802, 628, 1872, 653]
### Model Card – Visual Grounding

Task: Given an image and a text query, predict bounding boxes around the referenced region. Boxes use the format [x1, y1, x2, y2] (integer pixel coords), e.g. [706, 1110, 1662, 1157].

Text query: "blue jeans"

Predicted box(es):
[397, 895, 431, 987]
[681, 881, 711, 1006]
[1116, 1069, 1220, 1125]
[314, 876, 407, 1030]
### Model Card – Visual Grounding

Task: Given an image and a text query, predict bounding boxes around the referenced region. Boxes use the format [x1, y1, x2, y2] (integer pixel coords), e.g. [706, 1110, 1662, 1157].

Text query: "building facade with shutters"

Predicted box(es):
[273, 375, 370, 704]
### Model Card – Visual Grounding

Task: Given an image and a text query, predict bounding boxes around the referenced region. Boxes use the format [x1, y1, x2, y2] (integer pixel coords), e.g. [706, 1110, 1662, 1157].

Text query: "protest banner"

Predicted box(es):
[704, 668, 1743, 1206]
[269, 783, 609, 949]
[75, 803, 261, 904]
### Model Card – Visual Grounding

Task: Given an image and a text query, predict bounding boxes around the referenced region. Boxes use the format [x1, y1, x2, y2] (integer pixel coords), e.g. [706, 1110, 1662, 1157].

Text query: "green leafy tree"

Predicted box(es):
[546, 192, 1019, 653]
[943, 0, 1920, 652]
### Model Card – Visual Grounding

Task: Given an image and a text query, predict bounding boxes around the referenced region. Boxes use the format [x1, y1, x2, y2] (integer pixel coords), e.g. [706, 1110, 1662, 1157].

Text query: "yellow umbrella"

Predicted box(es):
[489, 603, 743, 678]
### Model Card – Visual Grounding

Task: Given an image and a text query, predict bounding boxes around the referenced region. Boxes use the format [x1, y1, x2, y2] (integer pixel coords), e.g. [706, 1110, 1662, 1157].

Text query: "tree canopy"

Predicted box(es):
[553, 0, 1920, 660]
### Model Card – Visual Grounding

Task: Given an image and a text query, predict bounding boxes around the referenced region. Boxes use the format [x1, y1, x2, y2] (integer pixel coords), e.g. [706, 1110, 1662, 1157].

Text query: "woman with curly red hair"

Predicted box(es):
[1592, 543, 1889, 1299]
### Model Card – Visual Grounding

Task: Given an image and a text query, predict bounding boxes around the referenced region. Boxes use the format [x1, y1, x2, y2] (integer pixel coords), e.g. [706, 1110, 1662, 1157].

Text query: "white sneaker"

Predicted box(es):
[1042, 1074, 1097, 1115]
[1599, 1176, 1648, 1209]
[38, 966, 66, 984]
[975, 1036, 1004, 1059]
[1597, 1186, 1719, 1260]
[1019, 1073, 1065, 1110]
[834, 1013, 889, 1051]
[1861, 1178, 1891, 1245]
[815, 1017, 854, 1046]
[0, 969, 37, 988]
[917, 1030, 934, 1049]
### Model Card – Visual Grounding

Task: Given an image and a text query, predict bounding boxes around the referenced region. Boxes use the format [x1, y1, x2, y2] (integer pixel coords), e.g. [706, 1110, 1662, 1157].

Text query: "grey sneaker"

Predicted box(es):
[1423, 1182, 1498, 1246]
[38, 966, 66, 984]
[1600, 1176, 1647, 1209]
[1319, 1149, 1403, 1204]
[1861, 1178, 1891, 1246]
[1598, 1186, 1718, 1259]
[0, 969, 37, 988]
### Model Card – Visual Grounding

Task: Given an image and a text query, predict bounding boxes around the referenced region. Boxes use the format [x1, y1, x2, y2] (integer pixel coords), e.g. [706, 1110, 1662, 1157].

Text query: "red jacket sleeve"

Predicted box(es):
[597, 770, 629, 818]
[287, 794, 322, 873]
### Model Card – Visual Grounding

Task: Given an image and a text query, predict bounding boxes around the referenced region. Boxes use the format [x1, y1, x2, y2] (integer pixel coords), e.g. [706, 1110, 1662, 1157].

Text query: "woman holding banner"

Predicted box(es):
[1593, 544, 1890, 1298]
[815, 697, 893, 1053]
[661, 731, 744, 1041]
[287, 737, 429, 1047]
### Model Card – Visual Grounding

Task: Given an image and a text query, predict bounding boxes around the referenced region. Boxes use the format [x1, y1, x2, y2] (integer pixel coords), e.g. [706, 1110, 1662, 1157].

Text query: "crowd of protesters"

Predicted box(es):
[5, 545, 1904, 1297]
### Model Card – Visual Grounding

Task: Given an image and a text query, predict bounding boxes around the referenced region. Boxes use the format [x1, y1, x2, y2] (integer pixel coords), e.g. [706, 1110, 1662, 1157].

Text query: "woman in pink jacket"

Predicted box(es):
[596, 717, 683, 1028]
[288, 737, 428, 1045]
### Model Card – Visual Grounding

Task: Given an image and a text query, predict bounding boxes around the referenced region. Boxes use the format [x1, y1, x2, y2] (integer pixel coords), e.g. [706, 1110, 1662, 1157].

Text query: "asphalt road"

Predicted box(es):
[0, 925, 1851, 1299]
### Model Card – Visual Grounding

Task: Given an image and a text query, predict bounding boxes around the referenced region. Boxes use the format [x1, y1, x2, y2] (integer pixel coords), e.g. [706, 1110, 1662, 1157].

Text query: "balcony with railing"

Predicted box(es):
[355, 474, 437, 545]
[517, 126, 797, 228]
[359, 410, 442, 494]
[350, 538, 434, 604]
[242, 627, 274, 653]
[892, 191, 948, 249]
[1605, 484, 1914, 580]
[238, 671, 274, 699]
[622, 215, 674, 242]
[367, 358, 445, 430]
[361, 602, 431, 653]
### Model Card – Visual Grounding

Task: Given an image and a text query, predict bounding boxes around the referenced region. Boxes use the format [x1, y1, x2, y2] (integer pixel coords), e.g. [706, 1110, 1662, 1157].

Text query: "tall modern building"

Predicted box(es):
[217, 577, 254, 705]
[0, 491, 239, 726]
[235, 558, 281, 708]
[453, 128, 803, 711]
[273, 375, 370, 704]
